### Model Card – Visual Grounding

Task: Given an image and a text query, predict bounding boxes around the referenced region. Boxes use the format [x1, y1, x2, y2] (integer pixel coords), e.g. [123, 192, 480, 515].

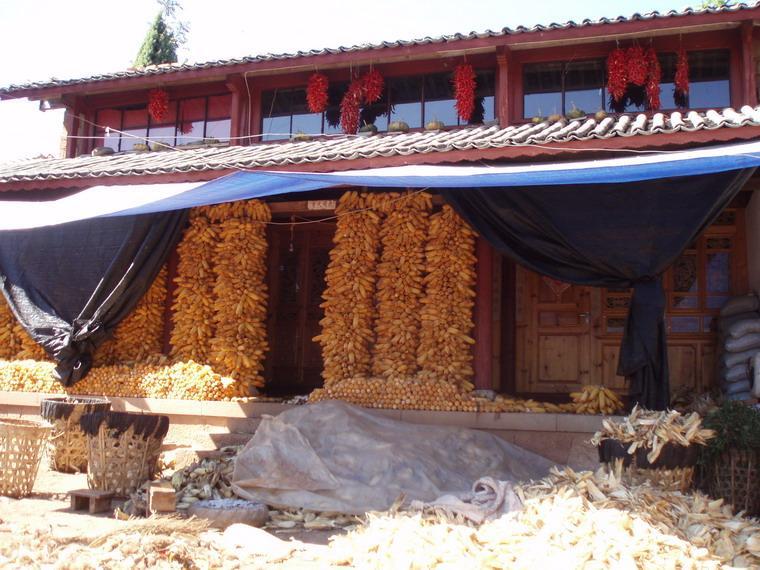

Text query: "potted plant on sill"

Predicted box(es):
[700, 401, 760, 516]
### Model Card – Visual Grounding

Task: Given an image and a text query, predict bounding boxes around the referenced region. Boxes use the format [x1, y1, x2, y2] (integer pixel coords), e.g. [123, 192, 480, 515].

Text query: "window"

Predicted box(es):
[601, 210, 741, 336]
[94, 94, 232, 151]
[522, 49, 731, 119]
[261, 70, 495, 140]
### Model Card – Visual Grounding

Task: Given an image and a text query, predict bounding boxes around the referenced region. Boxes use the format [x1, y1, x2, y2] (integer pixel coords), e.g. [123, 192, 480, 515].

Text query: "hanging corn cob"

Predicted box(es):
[208, 200, 271, 396]
[371, 191, 431, 379]
[417, 205, 477, 390]
[315, 191, 382, 385]
[0, 299, 20, 359]
[109, 265, 168, 363]
[170, 207, 218, 362]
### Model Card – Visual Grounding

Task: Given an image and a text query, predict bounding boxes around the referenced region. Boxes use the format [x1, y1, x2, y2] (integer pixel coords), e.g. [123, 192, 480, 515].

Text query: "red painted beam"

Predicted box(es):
[741, 22, 758, 107]
[496, 47, 510, 128]
[5, 8, 760, 102]
[473, 237, 493, 390]
[3, 125, 760, 192]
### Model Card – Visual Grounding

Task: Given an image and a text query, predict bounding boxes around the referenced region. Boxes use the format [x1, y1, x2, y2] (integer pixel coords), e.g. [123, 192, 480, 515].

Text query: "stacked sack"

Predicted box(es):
[717, 293, 760, 401]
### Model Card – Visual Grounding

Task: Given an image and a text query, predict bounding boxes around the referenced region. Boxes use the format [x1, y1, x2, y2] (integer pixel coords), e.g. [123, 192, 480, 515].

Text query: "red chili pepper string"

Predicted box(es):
[306, 73, 330, 114]
[675, 47, 689, 97]
[606, 48, 628, 103]
[645, 47, 661, 111]
[340, 78, 364, 134]
[362, 69, 384, 104]
[452, 64, 477, 122]
[148, 89, 169, 122]
[626, 45, 648, 86]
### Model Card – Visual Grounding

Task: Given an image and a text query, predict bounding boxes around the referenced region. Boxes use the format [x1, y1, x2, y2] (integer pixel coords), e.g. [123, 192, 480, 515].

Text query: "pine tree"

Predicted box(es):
[134, 12, 179, 67]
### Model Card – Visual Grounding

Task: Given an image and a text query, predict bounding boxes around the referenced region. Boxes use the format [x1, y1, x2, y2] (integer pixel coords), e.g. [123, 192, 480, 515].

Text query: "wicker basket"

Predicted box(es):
[0, 418, 52, 498]
[703, 449, 760, 516]
[40, 397, 111, 473]
[80, 411, 169, 497]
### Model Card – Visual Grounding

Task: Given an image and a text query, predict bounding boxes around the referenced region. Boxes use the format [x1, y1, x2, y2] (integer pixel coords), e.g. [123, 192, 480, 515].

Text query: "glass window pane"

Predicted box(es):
[671, 316, 700, 333]
[703, 316, 715, 333]
[564, 60, 604, 91]
[660, 82, 678, 110]
[689, 50, 730, 81]
[120, 128, 148, 150]
[524, 92, 561, 118]
[707, 252, 731, 292]
[148, 125, 175, 147]
[424, 98, 458, 126]
[481, 95, 495, 123]
[389, 76, 423, 127]
[291, 113, 322, 136]
[262, 116, 291, 142]
[176, 120, 205, 145]
[205, 119, 231, 142]
[707, 295, 730, 309]
[673, 295, 698, 309]
[524, 62, 562, 93]
[689, 80, 731, 109]
[390, 102, 422, 128]
[564, 89, 602, 115]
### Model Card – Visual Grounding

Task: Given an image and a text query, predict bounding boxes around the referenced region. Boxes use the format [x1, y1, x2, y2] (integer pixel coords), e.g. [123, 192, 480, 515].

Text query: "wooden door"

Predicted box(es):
[515, 267, 592, 394]
[265, 222, 334, 394]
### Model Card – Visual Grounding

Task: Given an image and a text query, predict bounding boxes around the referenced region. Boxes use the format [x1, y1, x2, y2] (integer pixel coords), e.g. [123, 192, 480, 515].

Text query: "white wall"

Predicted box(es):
[745, 190, 760, 295]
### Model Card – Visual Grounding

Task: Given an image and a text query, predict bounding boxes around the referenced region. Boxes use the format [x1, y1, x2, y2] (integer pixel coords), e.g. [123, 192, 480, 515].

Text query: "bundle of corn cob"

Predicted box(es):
[316, 191, 382, 385]
[208, 200, 270, 395]
[570, 385, 624, 415]
[371, 192, 431, 379]
[94, 265, 168, 366]
[0, 300, 20, 359]
[591, 405, 715, 463]
[170, 207, 219, 362]
[12, 322, 47, 361]
[0, 359, 238, 400]
[417, 205, 477, 390]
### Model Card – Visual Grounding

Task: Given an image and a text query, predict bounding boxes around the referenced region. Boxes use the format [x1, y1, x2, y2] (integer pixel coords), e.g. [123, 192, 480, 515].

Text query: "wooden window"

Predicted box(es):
[94, 94, 231, 151]
[601, 209, 743, 336]
[260, 70, 495, 140]
[523, 49, 731, 119]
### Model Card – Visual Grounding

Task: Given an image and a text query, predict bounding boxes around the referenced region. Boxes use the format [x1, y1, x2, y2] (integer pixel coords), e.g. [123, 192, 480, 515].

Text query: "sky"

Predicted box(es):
[0, 0, 699, 160]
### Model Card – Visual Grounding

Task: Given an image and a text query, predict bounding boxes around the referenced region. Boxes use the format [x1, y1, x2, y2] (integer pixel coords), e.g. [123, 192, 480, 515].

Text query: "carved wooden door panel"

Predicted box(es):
[516, 266, 592, 393]
[265, 222, 335, 394]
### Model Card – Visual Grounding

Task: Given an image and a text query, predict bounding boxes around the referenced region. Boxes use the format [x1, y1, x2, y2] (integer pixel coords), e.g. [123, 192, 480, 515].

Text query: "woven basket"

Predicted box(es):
[80, 411, 169, 497]
[0, 418, 52, 498]
[40, 397, 111, 473]
[703, 449, 760, 516]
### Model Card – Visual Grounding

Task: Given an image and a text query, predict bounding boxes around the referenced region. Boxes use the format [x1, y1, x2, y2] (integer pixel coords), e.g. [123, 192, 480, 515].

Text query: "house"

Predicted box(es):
[1, 3, 760, 427]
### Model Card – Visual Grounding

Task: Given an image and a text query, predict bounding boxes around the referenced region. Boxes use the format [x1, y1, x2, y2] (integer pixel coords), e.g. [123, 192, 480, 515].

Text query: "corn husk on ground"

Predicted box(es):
[170, 207, 219, 363]
[418, 205, 477, 390]
[316, 191, 382, 385]
[591, 405, 715, 463]
[95, 265, 168, 366]
[208, 201, 270, 395]
[169, 446, 239, 509]
[0, 359, 238, 400]
[371, 191, 431, 379]
[571, 384, 625, 415]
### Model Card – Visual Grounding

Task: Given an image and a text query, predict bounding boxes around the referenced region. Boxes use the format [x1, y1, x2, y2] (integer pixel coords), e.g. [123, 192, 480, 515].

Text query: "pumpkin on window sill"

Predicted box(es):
[150, 142, 173, 151]
[91, 146, 115, 157]
[358, 123, 378, 136]
[425, 119, 445, 131]
[565, 106, 586, 120]
[388, 120, 410, 133]
[547, 113, 563, 123]
[531, 116, 546, 124]
[595, 110, 608, 121]
[291, 132, 313, 142]
[132, 143, 151, 152]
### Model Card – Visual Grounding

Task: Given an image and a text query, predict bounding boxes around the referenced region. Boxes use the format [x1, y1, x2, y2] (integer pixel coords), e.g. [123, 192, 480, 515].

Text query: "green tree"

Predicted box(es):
[133, 1, 188, 67]
[700, 0, 734, 8]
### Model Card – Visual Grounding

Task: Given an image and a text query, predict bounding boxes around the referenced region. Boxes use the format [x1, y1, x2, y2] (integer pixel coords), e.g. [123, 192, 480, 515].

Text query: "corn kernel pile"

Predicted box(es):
[0, 358, 240, 400]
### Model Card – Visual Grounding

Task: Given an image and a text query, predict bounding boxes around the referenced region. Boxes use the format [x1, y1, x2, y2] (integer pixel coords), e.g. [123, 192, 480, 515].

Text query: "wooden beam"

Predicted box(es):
[741, 22, 758, 106]
[225, 74, 244, 143]
[495, 46, 510, 127]
[474, 237, 494, 390]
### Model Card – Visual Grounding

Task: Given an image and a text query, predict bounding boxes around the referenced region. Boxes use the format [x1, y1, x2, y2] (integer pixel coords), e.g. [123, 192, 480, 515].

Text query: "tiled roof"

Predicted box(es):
[1, 2, 758, 96]
[2, 106, 760, 184]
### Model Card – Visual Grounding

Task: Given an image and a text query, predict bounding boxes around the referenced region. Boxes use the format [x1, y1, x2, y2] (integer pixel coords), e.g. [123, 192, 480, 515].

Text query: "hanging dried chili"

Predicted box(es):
[306, 73, 330, 114]
[645, 47, 661, 111]
[452, 64, 477, 122]
[340, 78, 364, 134]
[362, 69, 385, 104]
[626, 45, 648, 86]
[147, 88, 169, 122]
[675, 47, 689, 105]
[606, 48, 628, 104]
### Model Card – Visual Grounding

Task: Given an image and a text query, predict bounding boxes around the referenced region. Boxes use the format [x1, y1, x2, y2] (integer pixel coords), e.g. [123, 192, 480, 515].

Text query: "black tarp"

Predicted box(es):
[443, 169, 754, 410]
[0, 211, 187, 385]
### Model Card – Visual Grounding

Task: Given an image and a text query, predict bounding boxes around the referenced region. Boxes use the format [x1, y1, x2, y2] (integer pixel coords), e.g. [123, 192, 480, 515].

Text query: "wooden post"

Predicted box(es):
[62, 98, 82, 159]
[474, 237, 493, 390]
[496, 46, 510, 128]
[249, 84, 262, 144]
[226, 74, 245, 145]
[741, 22, 758, 107]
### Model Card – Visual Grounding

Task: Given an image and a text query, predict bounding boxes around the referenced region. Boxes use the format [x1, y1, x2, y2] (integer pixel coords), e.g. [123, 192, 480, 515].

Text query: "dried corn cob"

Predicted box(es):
[371, 192, 431, 378]
[418, 205, 476, 390]
[570, 385, 624, 415]
[208, 200, 270, 395]
[13, 322, 47, 361]
[315, 191, 382, 385]
[170, 208, 218, 362]
[0, 299, 20, 359]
